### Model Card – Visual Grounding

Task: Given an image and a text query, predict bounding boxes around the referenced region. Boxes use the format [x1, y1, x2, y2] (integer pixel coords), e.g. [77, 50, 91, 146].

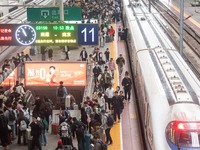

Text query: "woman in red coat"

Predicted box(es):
[108, 26, 115, 41]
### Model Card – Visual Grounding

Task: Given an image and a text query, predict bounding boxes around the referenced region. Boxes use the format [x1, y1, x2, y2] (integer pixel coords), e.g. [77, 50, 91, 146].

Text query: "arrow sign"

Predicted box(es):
[41, 10, 49, 19]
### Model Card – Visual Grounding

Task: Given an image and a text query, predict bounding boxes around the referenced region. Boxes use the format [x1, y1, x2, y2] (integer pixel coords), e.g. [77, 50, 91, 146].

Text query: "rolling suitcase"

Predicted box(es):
[51, 123, 59, 135]
[51, 114, 59, 135]
[26, 128, 31, 140]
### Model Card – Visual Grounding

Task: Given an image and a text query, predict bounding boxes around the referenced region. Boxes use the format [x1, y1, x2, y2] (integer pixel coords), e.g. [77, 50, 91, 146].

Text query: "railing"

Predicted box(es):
[25, 90, 35, 110]
[82, 63, 94, 104]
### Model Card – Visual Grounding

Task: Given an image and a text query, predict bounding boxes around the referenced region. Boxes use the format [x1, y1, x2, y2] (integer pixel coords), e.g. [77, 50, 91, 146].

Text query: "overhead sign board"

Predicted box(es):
[0, 24, 98, 46]
[24, 62, 86, 86]
[27, 7, 82, 21]
[78, 24, 99, 45]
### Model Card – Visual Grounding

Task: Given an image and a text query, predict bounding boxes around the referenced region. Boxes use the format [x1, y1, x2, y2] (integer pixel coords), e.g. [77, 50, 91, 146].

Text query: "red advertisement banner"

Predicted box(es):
[24, 62, 86, 86]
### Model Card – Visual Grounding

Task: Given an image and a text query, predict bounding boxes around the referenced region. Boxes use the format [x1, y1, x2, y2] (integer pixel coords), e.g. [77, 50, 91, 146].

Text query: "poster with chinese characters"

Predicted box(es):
[24, 62, 86, 86]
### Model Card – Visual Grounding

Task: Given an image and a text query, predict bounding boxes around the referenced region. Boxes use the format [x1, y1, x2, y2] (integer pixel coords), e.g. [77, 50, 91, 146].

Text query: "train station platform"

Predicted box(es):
[1, 22, 144, 150]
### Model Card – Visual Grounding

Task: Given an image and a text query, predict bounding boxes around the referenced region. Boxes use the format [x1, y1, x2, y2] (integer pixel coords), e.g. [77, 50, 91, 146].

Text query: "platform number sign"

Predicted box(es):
[78, 24, 98, 45]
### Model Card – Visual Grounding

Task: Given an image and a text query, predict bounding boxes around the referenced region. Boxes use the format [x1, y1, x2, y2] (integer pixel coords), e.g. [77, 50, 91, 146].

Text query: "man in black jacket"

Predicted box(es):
[72, 117, 86, 150]
[80, 47, 88, 61]
[30, 115, 42, 150]
[93, 63, 102, 82]
[121, 71, 132, 101]
[112, 91, 123, 122]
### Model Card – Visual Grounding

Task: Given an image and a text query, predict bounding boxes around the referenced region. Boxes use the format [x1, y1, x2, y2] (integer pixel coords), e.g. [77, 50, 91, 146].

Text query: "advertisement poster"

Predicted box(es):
[24, 62, 86, 86]
[0, 69, 17, 86]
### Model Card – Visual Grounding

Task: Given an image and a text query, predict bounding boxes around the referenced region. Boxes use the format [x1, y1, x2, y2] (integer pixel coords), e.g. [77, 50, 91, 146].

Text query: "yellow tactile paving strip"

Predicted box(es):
[108, 23, 121, 150]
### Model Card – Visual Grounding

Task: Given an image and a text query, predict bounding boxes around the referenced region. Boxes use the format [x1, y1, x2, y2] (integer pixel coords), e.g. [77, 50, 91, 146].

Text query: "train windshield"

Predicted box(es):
[166, 121, 200, 148]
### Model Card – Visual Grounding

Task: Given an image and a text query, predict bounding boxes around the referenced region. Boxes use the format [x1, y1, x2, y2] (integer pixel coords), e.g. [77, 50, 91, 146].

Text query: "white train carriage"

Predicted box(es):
[122, 0, 200, 149]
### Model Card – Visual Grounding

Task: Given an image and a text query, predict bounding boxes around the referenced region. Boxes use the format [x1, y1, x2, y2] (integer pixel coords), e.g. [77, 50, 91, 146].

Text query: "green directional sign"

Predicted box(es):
[27, 7, 82, 22]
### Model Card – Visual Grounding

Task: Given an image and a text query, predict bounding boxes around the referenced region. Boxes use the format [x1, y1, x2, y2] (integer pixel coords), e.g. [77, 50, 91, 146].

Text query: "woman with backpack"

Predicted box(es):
[100, 110, 113, 145]
[17, 109, 28, 145]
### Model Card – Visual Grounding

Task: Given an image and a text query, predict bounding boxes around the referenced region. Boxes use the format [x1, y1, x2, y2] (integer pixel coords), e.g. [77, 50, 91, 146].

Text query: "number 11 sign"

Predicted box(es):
[78, 24, 98, 45]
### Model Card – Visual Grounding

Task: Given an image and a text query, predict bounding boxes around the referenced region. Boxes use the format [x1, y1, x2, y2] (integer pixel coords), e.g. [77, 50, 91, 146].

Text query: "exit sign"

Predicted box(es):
[27, 7, 82, 22]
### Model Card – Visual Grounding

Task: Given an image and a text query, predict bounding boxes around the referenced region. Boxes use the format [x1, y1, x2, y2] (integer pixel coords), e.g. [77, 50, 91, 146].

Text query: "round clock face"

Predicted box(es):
[15, 25, 36, 45]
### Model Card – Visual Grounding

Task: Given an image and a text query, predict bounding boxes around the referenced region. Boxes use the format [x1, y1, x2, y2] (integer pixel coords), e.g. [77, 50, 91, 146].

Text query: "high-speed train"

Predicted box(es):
[122, 0, 200, 150]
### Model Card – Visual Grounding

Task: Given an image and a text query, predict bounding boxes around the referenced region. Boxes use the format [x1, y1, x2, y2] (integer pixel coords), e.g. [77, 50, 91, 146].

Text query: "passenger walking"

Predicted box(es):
[94, 81, 103, 93]
[121, 72, 132, 101]
[100, 70, 112, 91]
[56, 81, 68, 108]
[4, 102, 17, 140]
[39, 115, 48, 146]
[116, 54, 125, 76]
[108, 58, 116, 78]
[93, 63, 102, 82]
[0, 109, 10, 150]
[80, 47, 88, 61]
[64, 45, 70, 60]
[30, 115, 42, 150]
[104, 48, 110, 63]
[93, 48, 100, 62]
[72, 117, 86, 150]
[47, 47, 53, 61]
[105, 84, 115, 110]
[98, 58, 106, 73]
[119, 91, 125, 113]
[41, 46, 46, 61]
[112, 91, 123, 122]
[17, 110, 28, 145]
[117, 25, 123, 41]
[108, 26, 115, 41]
[100, 110, 113, 145]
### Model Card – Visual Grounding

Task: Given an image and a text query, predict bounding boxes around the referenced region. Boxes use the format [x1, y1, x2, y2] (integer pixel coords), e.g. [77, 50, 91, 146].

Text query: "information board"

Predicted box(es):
[24, 62, 86, 86]
[0, 24, 98, 46]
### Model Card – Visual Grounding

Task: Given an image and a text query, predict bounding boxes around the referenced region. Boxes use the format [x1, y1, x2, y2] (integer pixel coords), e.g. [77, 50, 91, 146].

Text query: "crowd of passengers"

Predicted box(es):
[0, 52, 31, 83]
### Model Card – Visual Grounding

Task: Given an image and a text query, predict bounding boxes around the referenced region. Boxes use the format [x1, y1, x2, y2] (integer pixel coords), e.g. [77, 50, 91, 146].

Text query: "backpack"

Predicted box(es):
[22, 108, 30, 120]
[8, 110, 16, 121]
[85, 106, 92, 115]
[57, 86, 64, 97]
[98, 140, 107, 150]
[106, 115, 114, 127]
[75, 122, 85, 136]
[61, 123, 70, 138]
[19, 120, 27, 131]
[43, 118, 49, 130]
